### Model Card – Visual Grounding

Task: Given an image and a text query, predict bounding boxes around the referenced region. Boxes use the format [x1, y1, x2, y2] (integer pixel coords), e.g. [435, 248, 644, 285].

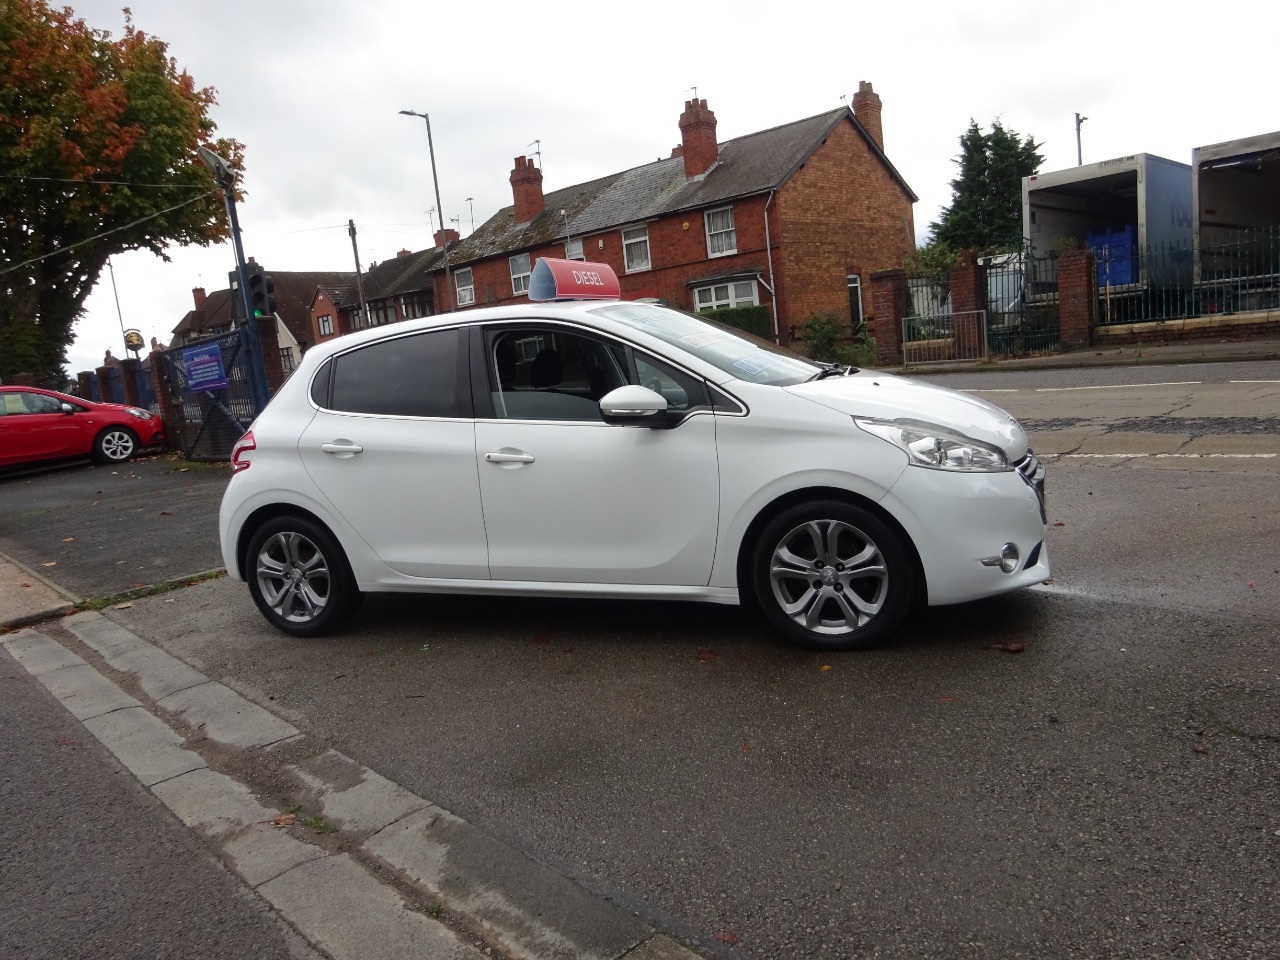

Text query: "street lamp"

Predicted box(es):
[399, 109, 454, 311]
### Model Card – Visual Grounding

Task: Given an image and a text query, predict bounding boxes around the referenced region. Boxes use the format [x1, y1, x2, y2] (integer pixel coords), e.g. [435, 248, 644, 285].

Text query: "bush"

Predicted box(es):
[792, 312, 878, 368]
[700, 304, 773, 339]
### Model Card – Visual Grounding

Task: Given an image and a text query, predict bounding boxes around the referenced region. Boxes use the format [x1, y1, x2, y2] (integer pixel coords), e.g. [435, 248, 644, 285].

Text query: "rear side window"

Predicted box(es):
[330, 328, 462, 417]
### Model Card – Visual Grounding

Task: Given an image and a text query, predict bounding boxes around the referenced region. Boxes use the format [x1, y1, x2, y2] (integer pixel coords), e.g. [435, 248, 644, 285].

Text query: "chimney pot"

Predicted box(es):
[397, 248, 411, 257]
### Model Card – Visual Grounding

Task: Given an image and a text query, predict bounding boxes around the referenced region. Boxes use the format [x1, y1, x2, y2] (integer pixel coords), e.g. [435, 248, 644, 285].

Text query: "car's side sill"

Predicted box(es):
[359, 577, 740, 605]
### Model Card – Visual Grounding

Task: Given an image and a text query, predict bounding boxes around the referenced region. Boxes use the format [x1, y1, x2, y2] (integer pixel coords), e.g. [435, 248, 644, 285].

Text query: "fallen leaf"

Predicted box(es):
[1052, 520, 1065, 527]
[114, 602, 134, 610]
[20, 582, 30, 588]
[62, 537, 74, 542]
[987, 642, 1025, 654]
[159, 511, 172, 516]
[696, 648, 716, 662]
[938, 695, 956, 702]
[820, 664, 833, 672]
[64, 608, 78, 616]
[741, 744, 751, 753]
[1192, 745, 1209, 755]
[42, 561, 56, 567]
[715, 932, 738, 946]
[178, 467, 189, 473]
[1247, 581, 1254, 588]
[270, 813, 297, 827]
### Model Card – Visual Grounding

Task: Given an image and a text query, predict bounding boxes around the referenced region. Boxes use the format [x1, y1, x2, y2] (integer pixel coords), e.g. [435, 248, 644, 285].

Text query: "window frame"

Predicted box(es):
[509, 253, 532, 296]
[704, 206, 737, 258]
[317, 314, 334, 337]
[455, 267, 475, 307]
[693, 278, 759, 313]
[565, 238, 585, 261]
[621, 225, 651, 273]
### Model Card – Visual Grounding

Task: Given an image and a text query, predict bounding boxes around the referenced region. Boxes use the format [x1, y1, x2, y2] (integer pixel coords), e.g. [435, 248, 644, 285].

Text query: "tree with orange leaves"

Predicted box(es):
[0, 1, 244, 384]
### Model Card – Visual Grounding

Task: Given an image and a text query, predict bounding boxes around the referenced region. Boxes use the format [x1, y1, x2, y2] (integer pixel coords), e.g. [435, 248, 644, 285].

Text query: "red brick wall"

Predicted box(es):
[1057, 249, 1095, 350]
[870, 269, 907, 365]
[310, 291, 344, 343]
[773, 118, 916, 341]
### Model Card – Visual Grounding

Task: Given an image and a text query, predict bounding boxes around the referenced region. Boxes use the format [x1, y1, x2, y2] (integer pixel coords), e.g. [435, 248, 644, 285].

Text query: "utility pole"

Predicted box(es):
[1075, 113, 1088, 166]
[348, 220, 369, 329]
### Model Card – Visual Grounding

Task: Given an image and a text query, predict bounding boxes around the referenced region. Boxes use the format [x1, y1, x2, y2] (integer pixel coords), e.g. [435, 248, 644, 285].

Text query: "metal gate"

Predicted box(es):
[902, 309, 988, 363]
[158, 329, 265, 461]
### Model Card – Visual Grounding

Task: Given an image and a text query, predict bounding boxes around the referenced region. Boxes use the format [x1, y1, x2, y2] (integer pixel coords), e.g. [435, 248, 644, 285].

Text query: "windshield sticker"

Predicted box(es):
[679, 331, 735, 348]
[732, 353, 788, 376]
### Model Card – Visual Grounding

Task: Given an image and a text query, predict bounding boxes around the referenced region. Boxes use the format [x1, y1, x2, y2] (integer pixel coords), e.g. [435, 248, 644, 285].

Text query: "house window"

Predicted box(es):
[622, 225, 650, 272]
[510, 253, 531, 295]
[566, 238, 584, 260]
[705, 207, 737, 257]
[280, 347, 297, 374]
[694, 279, 758, 312]
[318, 314, 334, 337]
[455, 268, 474, 306]
[370, 299, 397, 327]
[402, 292, 432, 319]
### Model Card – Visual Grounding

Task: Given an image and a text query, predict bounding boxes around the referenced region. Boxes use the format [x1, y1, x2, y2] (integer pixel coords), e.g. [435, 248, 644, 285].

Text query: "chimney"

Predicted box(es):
[852, 80, 884, 151]
[192, 287, 206, 308]
[397, 248, 411, 257]
[679, 99, 718, 178]
[433, 228, 460, 248]
[510, 156, 545, 224]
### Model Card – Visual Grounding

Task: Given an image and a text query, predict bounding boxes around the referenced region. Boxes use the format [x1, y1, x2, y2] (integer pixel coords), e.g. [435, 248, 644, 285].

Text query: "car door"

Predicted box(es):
[298, 325, 491, 580]
[473, 323, 720, 585]
[0, 391, 83, 464]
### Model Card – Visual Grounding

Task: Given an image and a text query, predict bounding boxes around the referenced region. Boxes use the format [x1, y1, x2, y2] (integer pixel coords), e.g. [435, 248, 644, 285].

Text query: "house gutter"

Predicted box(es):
[763, 190, 780, 342]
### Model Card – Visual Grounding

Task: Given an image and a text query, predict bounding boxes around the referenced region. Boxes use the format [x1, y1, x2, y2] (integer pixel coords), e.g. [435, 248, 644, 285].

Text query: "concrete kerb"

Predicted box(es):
[8, 615, 712, 960]
[0, 549, 80, 629]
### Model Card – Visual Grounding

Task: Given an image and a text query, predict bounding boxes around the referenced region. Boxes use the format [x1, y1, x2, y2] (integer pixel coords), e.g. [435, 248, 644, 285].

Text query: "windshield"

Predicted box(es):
[587, 302, 820, 386]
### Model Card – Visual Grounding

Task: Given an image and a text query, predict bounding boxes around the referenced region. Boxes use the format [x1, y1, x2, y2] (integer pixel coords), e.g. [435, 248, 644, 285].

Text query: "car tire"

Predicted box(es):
[93, 426, 138, 464]
[245, 515, 361, 637]
[751, 500, 914, 651]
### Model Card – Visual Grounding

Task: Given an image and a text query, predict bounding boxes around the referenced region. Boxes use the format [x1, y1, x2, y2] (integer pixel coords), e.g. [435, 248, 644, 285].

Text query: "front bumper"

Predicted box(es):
[879, 457, 1050, 607]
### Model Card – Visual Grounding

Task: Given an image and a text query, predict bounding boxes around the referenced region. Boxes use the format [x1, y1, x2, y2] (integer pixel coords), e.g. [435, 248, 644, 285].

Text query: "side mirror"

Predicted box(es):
[60, 402, 75, 414]
[599, 385, 667, 426]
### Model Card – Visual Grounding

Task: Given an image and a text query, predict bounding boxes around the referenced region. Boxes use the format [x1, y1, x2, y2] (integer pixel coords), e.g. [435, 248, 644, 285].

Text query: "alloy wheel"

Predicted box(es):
[768, 519, 887, 636]
[255, 531, 331, 624]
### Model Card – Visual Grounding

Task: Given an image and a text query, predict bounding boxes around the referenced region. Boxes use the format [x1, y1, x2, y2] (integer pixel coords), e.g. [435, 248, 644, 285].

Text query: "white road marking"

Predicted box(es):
[962, 388, 1019, 393]
[1230, 380, 1280, 383]
[1035, 381, 1201, 392]
[1043, 452, 1276, 459]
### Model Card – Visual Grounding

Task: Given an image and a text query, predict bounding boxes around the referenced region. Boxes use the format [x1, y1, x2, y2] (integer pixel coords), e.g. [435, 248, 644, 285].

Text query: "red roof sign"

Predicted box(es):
[528, 258, 621, 301]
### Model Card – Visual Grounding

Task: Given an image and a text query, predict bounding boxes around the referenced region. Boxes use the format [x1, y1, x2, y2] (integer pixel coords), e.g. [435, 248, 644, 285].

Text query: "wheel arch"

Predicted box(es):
[735, 486, 928, 609]
[236, 503, 342, 581]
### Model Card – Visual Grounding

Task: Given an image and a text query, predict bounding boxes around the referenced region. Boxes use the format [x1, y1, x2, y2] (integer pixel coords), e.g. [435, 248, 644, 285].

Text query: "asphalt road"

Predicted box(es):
[0, 454, 230, 599]
[6, 360, 1279, 959]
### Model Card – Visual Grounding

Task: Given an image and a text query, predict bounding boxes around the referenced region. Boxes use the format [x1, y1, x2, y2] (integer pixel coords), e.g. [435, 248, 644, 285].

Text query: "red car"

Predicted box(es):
[0, 386, 166, 468]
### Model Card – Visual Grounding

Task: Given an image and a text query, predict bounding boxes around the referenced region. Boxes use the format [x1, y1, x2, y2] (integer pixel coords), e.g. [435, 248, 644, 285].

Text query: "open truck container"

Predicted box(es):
[1023, 154, 1193, 290]
[1192, 131, 1280, 303]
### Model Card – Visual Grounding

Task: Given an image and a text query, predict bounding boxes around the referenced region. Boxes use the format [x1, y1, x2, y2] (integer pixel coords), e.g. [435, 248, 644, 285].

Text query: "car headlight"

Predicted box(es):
[855, 418, 1011, 472]
[124, 407, 152, 420]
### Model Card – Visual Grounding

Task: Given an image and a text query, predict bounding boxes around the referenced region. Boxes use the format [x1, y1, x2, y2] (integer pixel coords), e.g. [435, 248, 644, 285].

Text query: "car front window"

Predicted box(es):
[587, 303, 819, 386]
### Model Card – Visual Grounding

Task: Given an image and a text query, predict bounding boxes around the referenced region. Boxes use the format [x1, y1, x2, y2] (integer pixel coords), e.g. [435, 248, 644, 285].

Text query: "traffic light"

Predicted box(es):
[245, 263, 277, 317]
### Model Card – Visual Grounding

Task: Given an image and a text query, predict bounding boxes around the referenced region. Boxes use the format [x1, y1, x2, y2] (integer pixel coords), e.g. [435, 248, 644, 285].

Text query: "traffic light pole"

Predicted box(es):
[202, 149, 271, 415]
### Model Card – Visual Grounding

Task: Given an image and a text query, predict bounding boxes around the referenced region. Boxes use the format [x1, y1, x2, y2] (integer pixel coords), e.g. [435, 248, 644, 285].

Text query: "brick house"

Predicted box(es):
[321, 246, 445, 343]
[434, 82, 917, 342]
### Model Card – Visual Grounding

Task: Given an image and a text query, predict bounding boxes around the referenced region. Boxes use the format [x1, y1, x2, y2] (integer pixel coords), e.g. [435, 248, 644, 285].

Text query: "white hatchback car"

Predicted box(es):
[220, 259, 1047, 651]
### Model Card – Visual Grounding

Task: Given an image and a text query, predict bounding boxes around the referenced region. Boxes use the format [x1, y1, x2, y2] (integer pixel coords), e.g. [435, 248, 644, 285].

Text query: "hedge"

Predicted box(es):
[699, 304, 773, 339]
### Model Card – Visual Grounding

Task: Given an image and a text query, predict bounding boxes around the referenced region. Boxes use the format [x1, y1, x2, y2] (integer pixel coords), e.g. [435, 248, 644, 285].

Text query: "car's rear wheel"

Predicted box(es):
[246, 516, 361, 637]
[93, 426, 137, 464]
[752, 500, 913, 651]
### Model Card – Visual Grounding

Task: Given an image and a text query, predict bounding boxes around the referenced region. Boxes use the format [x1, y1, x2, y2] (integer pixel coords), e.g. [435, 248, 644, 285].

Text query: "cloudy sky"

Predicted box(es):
[65, 0, 1276, 373]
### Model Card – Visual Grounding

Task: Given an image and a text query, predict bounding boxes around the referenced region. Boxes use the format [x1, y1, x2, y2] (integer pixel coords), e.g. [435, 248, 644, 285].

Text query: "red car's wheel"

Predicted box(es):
[93, 426, 137, 464]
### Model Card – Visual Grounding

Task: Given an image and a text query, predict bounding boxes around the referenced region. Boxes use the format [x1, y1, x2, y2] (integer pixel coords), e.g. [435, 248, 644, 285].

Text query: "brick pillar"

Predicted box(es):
[949, 250, 985, 357]
[1057, 249, 1095, 350]
[150, 350, 182, 452]
[870, 269, 907, 366]
[76, 371, 95, 398]
[256, 318, 286, 394]
[119, 358, 142, 407]
[94, 366, 112, 403]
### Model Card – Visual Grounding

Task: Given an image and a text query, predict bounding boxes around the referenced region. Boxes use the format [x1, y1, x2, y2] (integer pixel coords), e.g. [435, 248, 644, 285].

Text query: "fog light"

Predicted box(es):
[999, 543, 1020, 574]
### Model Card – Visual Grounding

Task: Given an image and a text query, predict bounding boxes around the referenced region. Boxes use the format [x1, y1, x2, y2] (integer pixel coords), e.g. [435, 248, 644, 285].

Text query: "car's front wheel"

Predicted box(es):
[245, 516, 361, 637]
[93, 426, 137, 464]
[752, 500, 914, 651]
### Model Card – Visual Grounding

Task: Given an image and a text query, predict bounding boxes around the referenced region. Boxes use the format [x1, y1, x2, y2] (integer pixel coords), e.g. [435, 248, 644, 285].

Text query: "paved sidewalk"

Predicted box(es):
[0, 551, 78, 628]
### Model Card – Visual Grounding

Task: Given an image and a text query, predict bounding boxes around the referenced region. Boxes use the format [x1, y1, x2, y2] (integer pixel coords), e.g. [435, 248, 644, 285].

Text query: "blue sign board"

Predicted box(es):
[183, 343, 228, 392]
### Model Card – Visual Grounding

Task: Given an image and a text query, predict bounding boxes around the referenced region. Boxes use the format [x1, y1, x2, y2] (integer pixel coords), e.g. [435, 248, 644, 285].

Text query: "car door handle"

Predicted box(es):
[321, 441, 364, 455]
[484, 450, 535, 464]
